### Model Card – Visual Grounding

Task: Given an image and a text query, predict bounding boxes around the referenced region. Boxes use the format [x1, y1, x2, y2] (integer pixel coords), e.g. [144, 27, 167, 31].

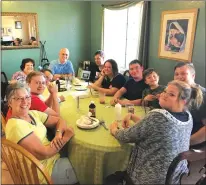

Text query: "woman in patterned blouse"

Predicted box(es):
[10, 58, 35, 84]
[110, 80, 203, 185]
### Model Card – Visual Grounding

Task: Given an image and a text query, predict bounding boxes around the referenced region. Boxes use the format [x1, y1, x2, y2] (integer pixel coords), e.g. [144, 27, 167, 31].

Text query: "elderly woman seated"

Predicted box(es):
[5, 83, 78, 184]
[108, 80, 203, 185]
[11, 58, 35, 84]
[88, 59, 126, 96]
[6, 71, 59, 121]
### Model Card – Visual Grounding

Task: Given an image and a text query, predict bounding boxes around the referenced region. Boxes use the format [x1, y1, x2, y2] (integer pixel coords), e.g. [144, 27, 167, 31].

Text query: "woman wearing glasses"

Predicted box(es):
[5, 83, 78, 184]
[6, 71, 59, 120]
[109, 80, 203, 185]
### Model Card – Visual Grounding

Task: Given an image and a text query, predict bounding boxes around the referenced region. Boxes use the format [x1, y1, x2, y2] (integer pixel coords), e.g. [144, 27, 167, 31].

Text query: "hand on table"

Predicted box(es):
[110, 122, 119, 136]
[62, 127, 74, 143]
[59, 95, 65, 102]
[117, 99, 131, 106]
[50, 132, 63, 150]
[122, 113, 132, 129]
[110, 97, 118, 106]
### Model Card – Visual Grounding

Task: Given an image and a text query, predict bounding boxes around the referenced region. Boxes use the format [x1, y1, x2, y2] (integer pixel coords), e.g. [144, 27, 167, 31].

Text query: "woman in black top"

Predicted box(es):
[88, 59, 126, 96]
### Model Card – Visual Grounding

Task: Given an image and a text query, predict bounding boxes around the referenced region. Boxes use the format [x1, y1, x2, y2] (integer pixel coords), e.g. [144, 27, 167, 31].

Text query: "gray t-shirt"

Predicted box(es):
[142, 85, 166, 108]
[115, 109, 193, 184]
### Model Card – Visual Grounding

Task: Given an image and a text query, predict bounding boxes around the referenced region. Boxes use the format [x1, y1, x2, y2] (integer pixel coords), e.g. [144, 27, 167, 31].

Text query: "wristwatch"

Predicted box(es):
[56, 129, 63, 134]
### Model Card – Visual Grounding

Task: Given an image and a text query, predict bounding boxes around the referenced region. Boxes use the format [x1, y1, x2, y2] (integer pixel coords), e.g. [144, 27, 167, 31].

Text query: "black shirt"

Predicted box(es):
[190, 85, 206, 134]
[89, 62, 101, 82]
[123, 78, 148, 100]
[102, 73, 126, 89]
[169, 111, 189, 122]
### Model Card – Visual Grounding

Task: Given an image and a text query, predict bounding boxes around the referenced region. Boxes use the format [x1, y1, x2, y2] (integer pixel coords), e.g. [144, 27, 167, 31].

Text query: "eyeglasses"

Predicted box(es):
[12, 96, 31, 102]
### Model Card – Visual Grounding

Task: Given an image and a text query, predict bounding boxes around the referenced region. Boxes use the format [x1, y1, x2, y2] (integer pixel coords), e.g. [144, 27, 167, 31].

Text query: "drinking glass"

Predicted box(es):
[127, 104, 135, 114]
[99, 91, 106, 104]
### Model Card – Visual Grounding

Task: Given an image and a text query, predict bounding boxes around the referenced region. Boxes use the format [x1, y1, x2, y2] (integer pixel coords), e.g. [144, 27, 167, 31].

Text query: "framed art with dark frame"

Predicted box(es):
[158, 9, 198, 62]
[15, 21, 22, 29]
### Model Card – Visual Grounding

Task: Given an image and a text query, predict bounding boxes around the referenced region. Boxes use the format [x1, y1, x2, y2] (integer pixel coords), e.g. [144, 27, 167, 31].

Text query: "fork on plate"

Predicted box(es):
[99, 120, 108, 130]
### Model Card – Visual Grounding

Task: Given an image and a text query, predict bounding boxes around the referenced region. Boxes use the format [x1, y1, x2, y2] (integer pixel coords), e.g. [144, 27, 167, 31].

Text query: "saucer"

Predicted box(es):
[76, 117, 99, 129]
[75, 87, 87, 91]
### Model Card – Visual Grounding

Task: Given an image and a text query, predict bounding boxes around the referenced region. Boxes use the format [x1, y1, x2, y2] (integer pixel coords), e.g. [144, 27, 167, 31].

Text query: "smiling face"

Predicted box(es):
[145, 71, 159, 87]
[59, 48, 69, 64]
[174, 65, 195, 85]
[159, 84, 184, 112]
[28, 75, 46, 95]
[43, 71, 53, 85]
[9, 88, 31, 116]
[103, 62, 113, 76]
[94, 54, 104, 66]
[129, 63, 143, 80]
[23, 62, 34, 75]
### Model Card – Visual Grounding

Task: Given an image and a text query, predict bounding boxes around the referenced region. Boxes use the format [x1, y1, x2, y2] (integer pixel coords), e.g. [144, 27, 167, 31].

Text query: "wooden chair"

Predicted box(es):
[165, 147, 206, 185]
[1, 138, 53, 184]
[1, 112, 6, 133]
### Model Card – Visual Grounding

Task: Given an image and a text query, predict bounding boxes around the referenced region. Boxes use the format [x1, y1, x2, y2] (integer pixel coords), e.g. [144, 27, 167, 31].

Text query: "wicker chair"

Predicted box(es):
[1, 138, 53, 184]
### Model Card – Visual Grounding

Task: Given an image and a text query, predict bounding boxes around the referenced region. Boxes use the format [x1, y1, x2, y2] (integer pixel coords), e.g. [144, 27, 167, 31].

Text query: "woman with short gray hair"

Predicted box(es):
[5, 83, 78, 184]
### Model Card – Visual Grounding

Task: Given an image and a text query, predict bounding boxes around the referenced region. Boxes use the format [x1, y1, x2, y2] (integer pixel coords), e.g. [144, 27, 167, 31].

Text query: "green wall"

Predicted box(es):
[2, 1, 91, 79]
[2, 1, 205, 87]
[91, 1, 103, 60]
[149, 1, 205, 86]
[90, 1, 205, 87]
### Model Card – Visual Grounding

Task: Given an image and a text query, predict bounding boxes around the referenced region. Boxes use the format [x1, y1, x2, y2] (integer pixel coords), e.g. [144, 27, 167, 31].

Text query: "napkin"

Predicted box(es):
[80, 116, 92, 125]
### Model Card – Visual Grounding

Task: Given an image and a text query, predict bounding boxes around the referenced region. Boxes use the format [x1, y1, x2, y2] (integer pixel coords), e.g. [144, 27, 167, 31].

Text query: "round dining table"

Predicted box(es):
[45, 81, 147, 184]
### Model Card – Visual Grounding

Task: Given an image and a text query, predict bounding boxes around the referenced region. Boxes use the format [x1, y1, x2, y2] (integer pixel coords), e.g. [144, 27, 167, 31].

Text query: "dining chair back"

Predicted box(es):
[1, 138, 53, 184]
[1, 112, 6, 133]
[165, 148, 206, 185]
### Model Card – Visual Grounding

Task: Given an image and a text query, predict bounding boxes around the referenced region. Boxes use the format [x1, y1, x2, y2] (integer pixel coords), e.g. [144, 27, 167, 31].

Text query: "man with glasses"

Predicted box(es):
[49, 48, 75, 80]
[174, 62, 206, 146]
[6, 71, 59, 121]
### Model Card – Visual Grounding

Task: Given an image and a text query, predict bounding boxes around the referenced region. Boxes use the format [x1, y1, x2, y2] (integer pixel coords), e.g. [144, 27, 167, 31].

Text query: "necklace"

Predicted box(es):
[12, 114, 36, 125]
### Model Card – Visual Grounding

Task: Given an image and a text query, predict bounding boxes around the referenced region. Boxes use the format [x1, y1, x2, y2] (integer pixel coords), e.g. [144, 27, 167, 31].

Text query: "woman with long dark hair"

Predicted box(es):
[88, 59, 126, 96]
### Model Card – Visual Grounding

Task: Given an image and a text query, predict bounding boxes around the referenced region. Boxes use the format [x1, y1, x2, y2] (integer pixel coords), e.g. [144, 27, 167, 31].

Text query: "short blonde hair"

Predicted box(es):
[26, 71, 44, 83]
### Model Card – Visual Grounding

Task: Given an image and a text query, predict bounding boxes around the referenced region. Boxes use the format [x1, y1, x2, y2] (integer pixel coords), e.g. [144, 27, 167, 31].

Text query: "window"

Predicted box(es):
[103, 2, 144, 70]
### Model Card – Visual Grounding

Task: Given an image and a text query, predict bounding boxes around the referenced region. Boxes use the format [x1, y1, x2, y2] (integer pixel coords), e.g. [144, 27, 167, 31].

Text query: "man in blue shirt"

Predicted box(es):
[49, 48, 75, 80]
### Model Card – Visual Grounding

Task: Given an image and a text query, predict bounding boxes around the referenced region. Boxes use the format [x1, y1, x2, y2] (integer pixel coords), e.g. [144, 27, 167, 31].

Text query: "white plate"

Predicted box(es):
[59, 80, 66, 84]
[76, 118, 99, 129]
[73, 83, 81, 86]
[75, 87, 87, 91]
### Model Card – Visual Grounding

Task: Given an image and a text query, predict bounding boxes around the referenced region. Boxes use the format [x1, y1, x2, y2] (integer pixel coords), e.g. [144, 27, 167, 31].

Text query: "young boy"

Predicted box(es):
[142, 68, 166, 109]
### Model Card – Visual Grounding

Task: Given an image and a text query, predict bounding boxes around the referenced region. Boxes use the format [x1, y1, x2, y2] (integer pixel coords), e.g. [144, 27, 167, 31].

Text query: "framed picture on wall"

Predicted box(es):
[158, 9, 198, 62]
[7, 27, 12, 34]
[15, 21, 22, 29]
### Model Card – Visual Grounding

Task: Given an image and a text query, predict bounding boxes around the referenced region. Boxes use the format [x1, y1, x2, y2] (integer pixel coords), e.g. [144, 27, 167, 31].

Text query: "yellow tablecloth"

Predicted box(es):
[55, 87, 146, 184]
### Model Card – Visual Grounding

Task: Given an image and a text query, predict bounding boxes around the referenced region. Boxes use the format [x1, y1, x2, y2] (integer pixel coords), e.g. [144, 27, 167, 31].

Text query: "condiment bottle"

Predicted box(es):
[89, 101, 96, 118]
